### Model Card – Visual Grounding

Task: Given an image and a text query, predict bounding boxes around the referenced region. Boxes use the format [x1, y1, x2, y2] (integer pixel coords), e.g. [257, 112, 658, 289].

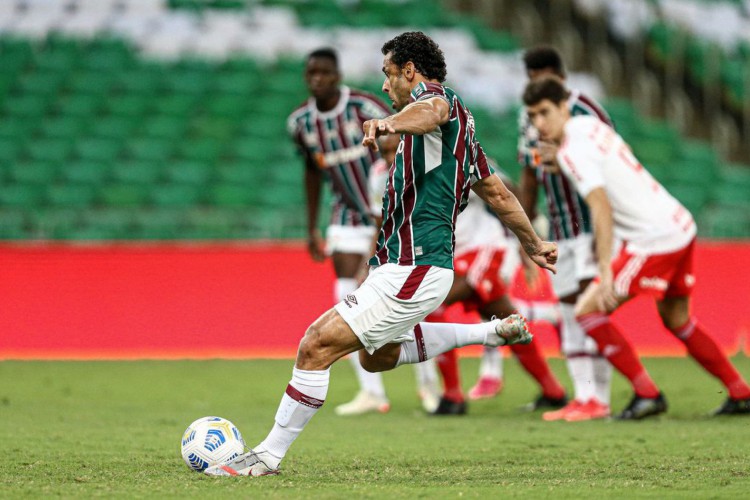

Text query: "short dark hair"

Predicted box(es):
[523, 46, 565, 78]
[381, 31, 447, 82]
[522, 75, 570, 106]
[307, 47, 338, 68]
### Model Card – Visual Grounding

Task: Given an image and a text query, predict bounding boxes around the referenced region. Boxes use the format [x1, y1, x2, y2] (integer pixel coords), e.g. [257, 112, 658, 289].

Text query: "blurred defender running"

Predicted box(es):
[523, 76, 750, 419]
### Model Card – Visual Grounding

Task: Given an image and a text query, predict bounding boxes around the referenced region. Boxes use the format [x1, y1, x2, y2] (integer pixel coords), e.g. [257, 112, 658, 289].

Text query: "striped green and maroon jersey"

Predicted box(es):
[518, 90, 613, 240]
[287, 85, 391, 227]
[370, 82, 494, 269]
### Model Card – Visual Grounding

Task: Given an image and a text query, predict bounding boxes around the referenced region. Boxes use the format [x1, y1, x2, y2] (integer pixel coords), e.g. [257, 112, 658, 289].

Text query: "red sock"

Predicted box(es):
[436, 349, 464, 402]
[578, 313, 660, 399]
[671, 318, 750, 400]
[510, 341, 566, 400]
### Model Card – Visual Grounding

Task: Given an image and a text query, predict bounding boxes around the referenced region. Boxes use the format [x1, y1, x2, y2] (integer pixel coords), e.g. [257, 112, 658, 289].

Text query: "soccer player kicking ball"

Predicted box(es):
[205, 31, 557, 477]
[522, 75, 750, 420]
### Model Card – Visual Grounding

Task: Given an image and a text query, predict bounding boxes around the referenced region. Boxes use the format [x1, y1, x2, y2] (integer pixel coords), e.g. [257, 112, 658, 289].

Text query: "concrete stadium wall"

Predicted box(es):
[1, 241, 748, 359]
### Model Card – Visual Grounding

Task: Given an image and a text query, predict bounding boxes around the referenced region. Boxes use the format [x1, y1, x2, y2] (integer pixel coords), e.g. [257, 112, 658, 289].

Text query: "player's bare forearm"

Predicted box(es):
[363, 98, 449, 149]
[585, 188, 614, 276]
[473, 174, 542, 255]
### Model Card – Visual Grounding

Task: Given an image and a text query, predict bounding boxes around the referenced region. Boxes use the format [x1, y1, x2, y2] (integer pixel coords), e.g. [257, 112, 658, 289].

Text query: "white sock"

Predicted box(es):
[479, 346, 503, 379]
[592, 356, 612, 405]
[413, 358, 439, 389]
[336, 278, 387, 398]
[258, 367, 329, 466]
[396, 322, 495, 366]
[565, 356, 595, 403]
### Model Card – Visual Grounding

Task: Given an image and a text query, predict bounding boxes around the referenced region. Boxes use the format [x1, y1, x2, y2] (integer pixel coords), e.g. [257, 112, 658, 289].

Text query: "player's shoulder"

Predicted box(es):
[287, 99, 312, 123]
[566, 115, 601, 133]
[348, 87, 391, 115]
[568, 89, 613, 125]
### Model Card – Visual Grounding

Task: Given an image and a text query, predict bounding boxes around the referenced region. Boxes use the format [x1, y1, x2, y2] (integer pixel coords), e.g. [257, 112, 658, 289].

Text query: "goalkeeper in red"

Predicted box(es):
[205, 31, 557, 477]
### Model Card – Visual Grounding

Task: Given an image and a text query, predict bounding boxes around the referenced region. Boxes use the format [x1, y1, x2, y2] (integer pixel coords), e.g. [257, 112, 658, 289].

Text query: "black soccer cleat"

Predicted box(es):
[432, 396, 467, 416]
[712, 397, 750, 416]
[615, 392, 667, 420]
[522, 393, 568, 412]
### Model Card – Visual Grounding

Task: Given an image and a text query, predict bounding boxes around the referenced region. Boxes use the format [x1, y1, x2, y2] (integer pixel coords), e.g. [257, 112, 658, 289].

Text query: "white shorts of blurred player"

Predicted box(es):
[325, 224, 377, 256]
[334, 263, 453, 354]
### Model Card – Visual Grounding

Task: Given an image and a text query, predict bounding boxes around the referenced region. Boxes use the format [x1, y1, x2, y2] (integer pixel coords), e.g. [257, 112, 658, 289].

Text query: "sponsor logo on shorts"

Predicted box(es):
[639, 276, 668, 291]
[343, 294, 358, 308]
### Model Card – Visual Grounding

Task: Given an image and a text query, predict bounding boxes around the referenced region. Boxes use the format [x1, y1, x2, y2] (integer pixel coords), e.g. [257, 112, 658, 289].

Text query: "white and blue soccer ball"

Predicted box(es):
[180, 416, 245, 472]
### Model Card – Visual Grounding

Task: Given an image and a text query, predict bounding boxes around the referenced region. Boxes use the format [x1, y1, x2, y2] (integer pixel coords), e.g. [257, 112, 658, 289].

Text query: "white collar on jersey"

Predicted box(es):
[309, 85, 350, 119]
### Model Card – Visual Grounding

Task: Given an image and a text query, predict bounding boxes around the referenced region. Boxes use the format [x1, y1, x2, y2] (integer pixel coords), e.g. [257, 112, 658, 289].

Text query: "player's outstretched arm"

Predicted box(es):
[362, 97, 450, 150]
[473, 174, 557, 273]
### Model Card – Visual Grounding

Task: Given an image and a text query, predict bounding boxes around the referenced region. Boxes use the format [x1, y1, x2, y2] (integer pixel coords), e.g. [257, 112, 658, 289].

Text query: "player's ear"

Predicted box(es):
[403, 61, 416, 80]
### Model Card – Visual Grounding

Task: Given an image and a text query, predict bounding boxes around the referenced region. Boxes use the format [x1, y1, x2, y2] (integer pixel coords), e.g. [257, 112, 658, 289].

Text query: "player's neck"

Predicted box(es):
[315, 89, 342, 112]
[410, 76, 440, 91]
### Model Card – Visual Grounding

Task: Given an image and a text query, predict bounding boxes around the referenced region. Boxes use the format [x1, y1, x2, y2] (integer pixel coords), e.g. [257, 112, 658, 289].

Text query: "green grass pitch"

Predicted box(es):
[2, 357, 750, 498]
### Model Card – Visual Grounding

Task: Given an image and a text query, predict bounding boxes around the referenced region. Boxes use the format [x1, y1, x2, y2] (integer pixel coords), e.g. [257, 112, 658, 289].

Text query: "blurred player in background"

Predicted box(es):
[515, 47, 613, 421]
[206, 31, 557, 477]
[524, 76, 750, 419]
[425, 169, 567, 415]
[287, 48, 401, 416]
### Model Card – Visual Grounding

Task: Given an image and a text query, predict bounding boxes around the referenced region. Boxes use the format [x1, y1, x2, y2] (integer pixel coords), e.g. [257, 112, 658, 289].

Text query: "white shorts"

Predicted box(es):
[550, 234, 597, 298]
[325, 224, 376, 256]
[334, 263, 453, 354]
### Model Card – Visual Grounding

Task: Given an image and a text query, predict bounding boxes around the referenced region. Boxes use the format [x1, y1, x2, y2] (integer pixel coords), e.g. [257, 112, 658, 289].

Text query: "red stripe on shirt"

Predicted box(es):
[398, 134, 415, 264]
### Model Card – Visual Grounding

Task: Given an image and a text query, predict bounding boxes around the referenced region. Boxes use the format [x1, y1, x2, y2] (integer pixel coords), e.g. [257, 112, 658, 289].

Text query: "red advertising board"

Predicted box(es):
[0, 241, 748, 359]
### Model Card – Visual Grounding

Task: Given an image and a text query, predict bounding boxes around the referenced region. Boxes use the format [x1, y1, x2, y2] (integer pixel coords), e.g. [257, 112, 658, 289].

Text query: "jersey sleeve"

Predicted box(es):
[556, 128, 606, 198]
[356, 94, 391, 121]
[413, 82, 452, 109]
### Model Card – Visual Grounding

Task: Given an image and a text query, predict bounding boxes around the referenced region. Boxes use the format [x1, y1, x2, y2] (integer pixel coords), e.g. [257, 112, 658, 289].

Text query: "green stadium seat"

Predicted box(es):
[161, 71, 211, 95]
[10, 161, 59, 184]
[215, 162, 257, 184]
[165, 161, 212, 185]
[152, 95, 196, 116]
[16, 71, 65, 96]
[150, 184, 202, 208]
[81, 209, 135, 238]
[125, 138, 174, 162]
[178, 139, 223, 163]
[666, 183, 710, 216]
[37, 116, 87, 140]
[0, 138, 23, 164]
[67, 72, 116, 96]
[142, 116, 186, 140]
[75, 138, 123, 162]
[63, 160, 111, 185]
[0, 210, 27, 239]
[3, 95, 49, 117]
[701, 207, 750, 239]
[27, 208, 80, 239]
[105, 95, 150, 117]
[207, 184, 254, 207]
[55, 94, 104, 117]
[0, 185, 44, 208]
[26, 139, 73, 163]
[91, 117, 137, 141]
[98, 184, 151, 208]
[0, 120, 35, 141]
[111, 161, 162, 185]
[131, 209, 184, 239]
[183, 209, 237, 239]
[45, 184, 97, 209]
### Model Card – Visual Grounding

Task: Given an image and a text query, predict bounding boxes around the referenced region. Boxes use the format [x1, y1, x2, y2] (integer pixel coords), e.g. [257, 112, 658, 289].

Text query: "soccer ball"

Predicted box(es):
[180, 416, 245, 472]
